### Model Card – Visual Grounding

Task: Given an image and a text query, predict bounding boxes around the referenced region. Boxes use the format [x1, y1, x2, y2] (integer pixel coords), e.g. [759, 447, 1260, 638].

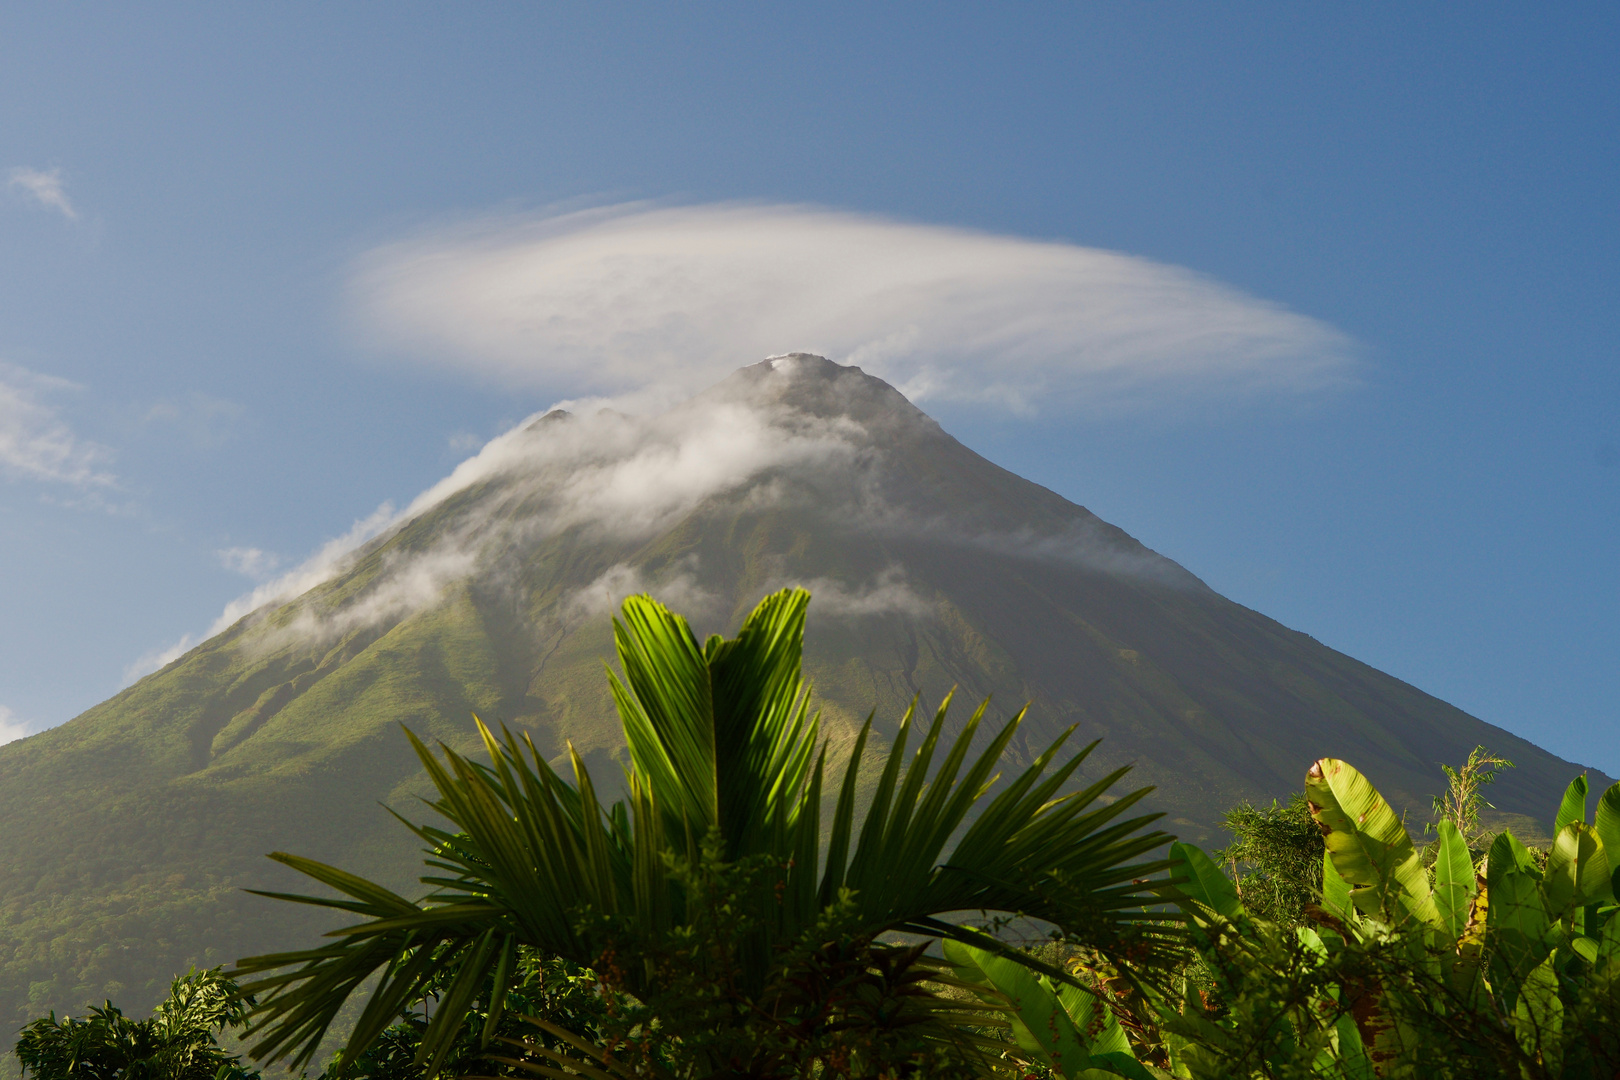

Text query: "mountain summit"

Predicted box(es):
[0, 355, 1603, 1031]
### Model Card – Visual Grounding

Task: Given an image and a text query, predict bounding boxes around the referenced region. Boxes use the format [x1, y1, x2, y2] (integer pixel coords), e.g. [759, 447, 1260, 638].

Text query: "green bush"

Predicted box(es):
[14, 968, 257, 1080]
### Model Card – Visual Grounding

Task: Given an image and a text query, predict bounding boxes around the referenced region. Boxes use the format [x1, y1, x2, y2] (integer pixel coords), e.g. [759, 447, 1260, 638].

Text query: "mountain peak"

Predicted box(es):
[699, 353, 937, 432]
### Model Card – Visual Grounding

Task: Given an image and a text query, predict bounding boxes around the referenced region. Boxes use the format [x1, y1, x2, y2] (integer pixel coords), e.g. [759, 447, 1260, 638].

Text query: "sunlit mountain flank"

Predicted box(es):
[0, 355, 1605, 1031]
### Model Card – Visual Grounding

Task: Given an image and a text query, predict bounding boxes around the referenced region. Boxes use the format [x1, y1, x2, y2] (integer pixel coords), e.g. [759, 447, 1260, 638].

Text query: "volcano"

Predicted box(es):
[0, 354, 1604, 1032]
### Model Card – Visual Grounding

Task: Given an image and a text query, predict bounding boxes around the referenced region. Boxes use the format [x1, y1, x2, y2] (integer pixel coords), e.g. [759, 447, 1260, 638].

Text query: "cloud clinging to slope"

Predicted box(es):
[352, 202, 1354, 413]
[143, 392, 868, 664]
[0, 706, 30, 747]
[126, 357, 1201, 678]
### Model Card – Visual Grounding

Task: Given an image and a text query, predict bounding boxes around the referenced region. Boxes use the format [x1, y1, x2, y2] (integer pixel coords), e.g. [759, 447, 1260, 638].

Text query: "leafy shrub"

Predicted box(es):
[14, 968, 257, 1080]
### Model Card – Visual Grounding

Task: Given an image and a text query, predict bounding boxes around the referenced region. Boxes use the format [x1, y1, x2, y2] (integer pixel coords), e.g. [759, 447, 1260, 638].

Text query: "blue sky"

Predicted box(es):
[2, 5, 1616, 772]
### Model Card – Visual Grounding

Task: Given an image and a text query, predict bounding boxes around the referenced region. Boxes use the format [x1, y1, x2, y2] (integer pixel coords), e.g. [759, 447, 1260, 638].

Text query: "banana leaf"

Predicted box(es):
[1594, 782, 1620, 896]
[1306, 759, 1439, 930]
[1433, 819, 1476, 940]
[1513, 956, 1563, 1076]
[1168, 842, 1243, 921]
[1320, 848, 1358, 929]
[1544, 823, 1613, 922]
[945, 940, 1150, 1079]
[1487, 850, 1555, 999]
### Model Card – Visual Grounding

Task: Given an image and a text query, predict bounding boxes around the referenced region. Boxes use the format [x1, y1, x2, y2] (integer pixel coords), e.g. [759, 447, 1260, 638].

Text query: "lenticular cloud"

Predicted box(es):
[351, 202, 1353, 413]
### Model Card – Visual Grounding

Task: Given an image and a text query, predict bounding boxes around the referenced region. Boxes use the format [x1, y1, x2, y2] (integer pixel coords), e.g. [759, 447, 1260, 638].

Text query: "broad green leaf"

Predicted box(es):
[1306, 758, 1439, 929]
[1600, 905, 1620, 965]
[1087, 1052, 1158, 1080]
[1554, 773, 1590, 835]
[1486, 829, 1540, 891]
[1320, 847, 1357, 927]
[1053, 982, 1133, 1061]
[1169, 842, 1243, 920]
[1488, 865, 1554, 988]
[1513, 956, 1563, 1075]
[948, 941, 1151, 1079]
[1594, 782, 1620, 894]
[945, 940, 1094, 1076]
[1451, 878, 1490, 1001]
[1334, 1012, 1376, 1080]
[1433, 819, 1476, 940]
[1544, 822, 1613, 918]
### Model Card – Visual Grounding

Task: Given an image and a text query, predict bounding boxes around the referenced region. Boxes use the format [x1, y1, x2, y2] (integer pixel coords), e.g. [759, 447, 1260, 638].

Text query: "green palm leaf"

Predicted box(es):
[235, 588, 1178, 1072]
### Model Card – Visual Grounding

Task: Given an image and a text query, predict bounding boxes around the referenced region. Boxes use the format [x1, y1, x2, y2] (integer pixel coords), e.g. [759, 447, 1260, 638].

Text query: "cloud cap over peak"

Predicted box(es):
[352, 202, 1355, 413]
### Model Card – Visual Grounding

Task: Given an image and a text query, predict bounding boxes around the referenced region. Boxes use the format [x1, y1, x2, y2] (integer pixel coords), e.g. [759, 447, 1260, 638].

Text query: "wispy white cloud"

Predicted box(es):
[566, 560, 720, 621]
[147, 356, 1196, 669]
[769, 566, 933, 619]
[122, 635, 198, 685]
[0, 362, 115, 487]
[0, 706, 32, 746]
[123, 505, 400, 683]
[8, 167, 77, 220]
[143, 393, 245, 447]
[397, 395, 862, 544]
[352, 202, 1354, 413]
[206, 503, 400, 635]
[217, 546, 282, 580]
[153, 379, 867, 657]
[267, 543, 482, 648]
[267, 397, 861, 647]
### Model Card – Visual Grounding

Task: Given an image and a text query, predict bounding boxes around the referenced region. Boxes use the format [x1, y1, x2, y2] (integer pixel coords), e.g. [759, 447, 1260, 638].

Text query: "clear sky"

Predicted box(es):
[2, 5, 1616, 772]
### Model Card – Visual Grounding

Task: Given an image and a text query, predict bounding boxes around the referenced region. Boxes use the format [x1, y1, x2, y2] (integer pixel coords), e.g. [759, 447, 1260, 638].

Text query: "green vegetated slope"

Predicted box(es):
[0, 355, 1605, 1039]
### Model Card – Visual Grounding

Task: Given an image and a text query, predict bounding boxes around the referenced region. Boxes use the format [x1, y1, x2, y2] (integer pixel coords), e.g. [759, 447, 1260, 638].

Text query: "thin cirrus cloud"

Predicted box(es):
[217, 546, 283, 580]
[0, 362, 114, 488]
[7, 167, 77, 220]
[352, 202, 1356, 413]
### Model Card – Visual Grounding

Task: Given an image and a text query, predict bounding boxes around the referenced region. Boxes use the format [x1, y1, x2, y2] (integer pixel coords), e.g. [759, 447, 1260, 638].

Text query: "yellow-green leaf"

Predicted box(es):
[1305, 758, 1439, 929]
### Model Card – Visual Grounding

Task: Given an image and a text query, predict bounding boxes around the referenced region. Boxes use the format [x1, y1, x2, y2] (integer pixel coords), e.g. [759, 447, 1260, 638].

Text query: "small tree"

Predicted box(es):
[1213, 793, 1323, 927]
[15, 968, 257, 1080]
[1429, 744, 1513, 849]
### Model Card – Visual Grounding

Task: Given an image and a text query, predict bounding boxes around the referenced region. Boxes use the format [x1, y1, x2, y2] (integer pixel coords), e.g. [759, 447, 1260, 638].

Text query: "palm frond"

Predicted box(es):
[234, 587, 1181, 1070]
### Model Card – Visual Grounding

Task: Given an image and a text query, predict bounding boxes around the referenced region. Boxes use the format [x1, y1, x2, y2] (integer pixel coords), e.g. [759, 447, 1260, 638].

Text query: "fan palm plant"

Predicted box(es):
[234, 588, 1179, 1076]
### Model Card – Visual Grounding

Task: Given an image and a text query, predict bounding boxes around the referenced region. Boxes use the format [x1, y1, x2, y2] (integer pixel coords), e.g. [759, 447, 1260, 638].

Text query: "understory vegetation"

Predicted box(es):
[13, 590, 1620, 1079]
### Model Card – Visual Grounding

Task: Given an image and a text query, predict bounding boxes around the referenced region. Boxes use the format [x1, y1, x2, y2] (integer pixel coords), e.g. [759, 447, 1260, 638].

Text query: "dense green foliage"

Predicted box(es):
[14, 969, 256, 1080]
[1133, 761, 1620, 1078]
[234, 589, 1178, 1079]
[1214, 795, 1323, 926]
[17, 744, 1620, 1079]
[324, 951, 609, 1080]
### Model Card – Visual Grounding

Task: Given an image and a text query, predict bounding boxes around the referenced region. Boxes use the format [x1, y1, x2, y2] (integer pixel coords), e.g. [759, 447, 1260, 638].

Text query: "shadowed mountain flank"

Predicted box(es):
[0, 353, 1605, 1036]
